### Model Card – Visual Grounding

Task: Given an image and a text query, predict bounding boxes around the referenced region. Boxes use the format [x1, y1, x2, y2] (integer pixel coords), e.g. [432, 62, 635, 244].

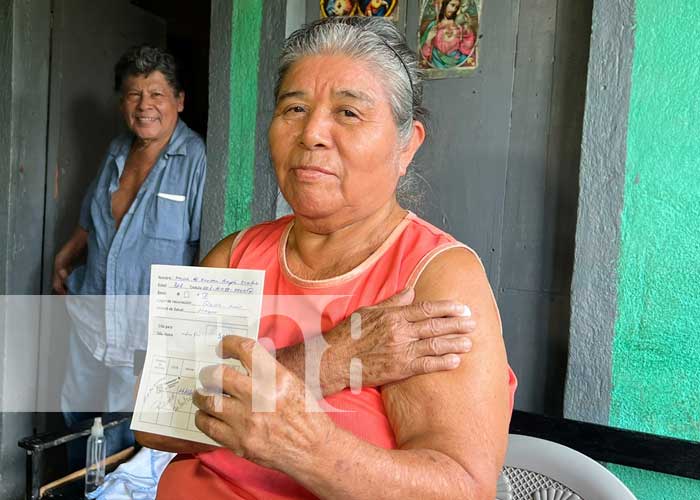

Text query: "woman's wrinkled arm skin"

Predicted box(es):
[199, 233, 476, 395]
[134, 429, 217, 455]
[278, 247, 511, 499]
[137, 238, 487, 463]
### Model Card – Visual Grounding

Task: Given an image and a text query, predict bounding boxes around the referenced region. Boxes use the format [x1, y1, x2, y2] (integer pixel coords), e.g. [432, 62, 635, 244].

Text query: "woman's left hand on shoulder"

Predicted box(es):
[193, 335, 333, 469]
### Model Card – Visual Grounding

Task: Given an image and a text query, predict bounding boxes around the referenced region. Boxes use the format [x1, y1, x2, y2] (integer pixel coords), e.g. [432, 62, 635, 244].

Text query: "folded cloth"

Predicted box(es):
[87, 448, 176, 500]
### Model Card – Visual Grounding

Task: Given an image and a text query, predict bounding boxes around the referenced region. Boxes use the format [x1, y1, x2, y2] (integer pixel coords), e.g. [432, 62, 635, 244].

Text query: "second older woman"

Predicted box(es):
[141, 16, 516, 499]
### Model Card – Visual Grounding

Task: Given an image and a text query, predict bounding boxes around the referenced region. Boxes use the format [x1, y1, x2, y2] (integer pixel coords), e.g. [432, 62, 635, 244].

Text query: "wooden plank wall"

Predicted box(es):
[280, 0, 592, 415]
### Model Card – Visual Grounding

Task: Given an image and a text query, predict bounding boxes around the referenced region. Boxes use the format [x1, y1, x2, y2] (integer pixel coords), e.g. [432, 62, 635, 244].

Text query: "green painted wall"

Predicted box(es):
[224, 0, 263, 235]
[610, 0, 700, 497]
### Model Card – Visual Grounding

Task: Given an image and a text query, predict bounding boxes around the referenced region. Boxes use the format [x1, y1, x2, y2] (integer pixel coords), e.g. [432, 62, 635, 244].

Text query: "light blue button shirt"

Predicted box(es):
[66, 119, 206, 366]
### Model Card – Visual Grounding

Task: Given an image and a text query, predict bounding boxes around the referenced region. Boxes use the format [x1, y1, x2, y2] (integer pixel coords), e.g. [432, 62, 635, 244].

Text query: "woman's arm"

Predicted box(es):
[275, 288, 476, 395]
[194, 248, 511, 499]
[198, 231, 239, 267]
[199, 234, 477, 397]
[134, 431, 217, 454]
[138, 233, 469, 454]
[283, 248, 511, 499]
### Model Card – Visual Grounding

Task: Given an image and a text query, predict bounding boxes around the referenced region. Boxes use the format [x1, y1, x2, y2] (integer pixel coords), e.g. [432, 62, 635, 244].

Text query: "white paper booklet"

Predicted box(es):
[131, 264, 265, 445]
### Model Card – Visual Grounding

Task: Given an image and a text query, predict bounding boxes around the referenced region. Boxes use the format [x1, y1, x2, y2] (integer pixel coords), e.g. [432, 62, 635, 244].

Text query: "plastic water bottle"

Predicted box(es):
[84, 417, 106, 497]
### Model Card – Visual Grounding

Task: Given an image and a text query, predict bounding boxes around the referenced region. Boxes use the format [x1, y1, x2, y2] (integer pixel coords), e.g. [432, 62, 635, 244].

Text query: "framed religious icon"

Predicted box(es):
[418, 0, 481, 79]
[320, 0, 405, 27]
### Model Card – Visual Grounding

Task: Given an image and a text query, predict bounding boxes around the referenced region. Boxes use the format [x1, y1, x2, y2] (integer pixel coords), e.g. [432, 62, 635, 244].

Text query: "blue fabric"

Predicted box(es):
[65, 119, 206, 366]
[87, 447, 176, 500]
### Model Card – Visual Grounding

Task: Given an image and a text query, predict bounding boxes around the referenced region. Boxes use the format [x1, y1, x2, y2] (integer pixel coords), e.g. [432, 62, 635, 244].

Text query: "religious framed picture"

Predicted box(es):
[418, 0, 481, 79]
[320, 0, 357, 17]
[320, 0, 404, 26]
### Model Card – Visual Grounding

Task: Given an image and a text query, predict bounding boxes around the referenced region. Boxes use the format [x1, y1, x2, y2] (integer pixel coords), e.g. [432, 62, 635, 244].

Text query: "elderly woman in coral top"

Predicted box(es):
[138, 16, 516, 499]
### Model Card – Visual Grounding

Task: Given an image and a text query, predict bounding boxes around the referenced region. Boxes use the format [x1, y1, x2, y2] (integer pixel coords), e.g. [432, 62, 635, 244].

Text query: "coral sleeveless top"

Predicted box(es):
[157, 212, 517, 500]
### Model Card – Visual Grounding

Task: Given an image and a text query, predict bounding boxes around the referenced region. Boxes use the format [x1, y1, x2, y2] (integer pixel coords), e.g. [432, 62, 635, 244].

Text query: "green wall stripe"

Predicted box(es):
[610, 0, 700, 497]
[224, 0, 263, 235]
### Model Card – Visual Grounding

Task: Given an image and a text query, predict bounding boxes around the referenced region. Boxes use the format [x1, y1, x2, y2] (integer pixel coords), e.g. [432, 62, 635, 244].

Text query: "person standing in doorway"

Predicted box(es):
[52, 45, 207, 459]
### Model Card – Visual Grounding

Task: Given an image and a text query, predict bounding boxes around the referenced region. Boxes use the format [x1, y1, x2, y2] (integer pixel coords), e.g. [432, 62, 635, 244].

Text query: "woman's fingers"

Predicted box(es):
[207, 337, 287, 414]
[408, 353, 462, 375]
[398, 300, 471, 323]
[414, 315, 476, 340]
[217, 335, 256, 368]
[413, 335, 472, 357]
[193, 388, 235, 417]
[194, 410, 243, 454]
[199, 363, 252, 400]
[217, 335, 280, 373]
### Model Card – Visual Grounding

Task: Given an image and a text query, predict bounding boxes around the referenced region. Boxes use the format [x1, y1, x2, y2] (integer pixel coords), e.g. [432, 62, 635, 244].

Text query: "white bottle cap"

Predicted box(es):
[91, 417, 104, 438]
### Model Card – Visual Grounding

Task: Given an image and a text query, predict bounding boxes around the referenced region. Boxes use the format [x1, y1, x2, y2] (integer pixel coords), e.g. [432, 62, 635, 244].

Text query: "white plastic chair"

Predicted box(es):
[498, 434, 637, 500]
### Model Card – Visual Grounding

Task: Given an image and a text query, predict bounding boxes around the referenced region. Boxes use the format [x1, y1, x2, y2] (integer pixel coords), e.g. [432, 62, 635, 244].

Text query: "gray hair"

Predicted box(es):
[113, 45, 183, 95]
[275, 16, 427, 145]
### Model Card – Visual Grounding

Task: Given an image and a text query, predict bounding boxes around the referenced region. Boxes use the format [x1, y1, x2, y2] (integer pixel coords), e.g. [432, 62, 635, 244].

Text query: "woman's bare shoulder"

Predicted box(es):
[414, 245, 494, 312]
[200, 232, 240, 268]
[381, 244, 509, 488]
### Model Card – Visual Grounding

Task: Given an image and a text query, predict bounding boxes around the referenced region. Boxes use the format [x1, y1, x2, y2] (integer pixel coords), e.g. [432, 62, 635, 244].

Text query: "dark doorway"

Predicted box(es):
[41, 0, 211, 297]
[34, 0, 211, 485]
[132, 0, 211, 138]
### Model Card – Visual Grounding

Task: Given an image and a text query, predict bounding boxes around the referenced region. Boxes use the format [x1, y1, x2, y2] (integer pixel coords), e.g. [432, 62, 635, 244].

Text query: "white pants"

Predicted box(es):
[60, 331, 138, 415]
